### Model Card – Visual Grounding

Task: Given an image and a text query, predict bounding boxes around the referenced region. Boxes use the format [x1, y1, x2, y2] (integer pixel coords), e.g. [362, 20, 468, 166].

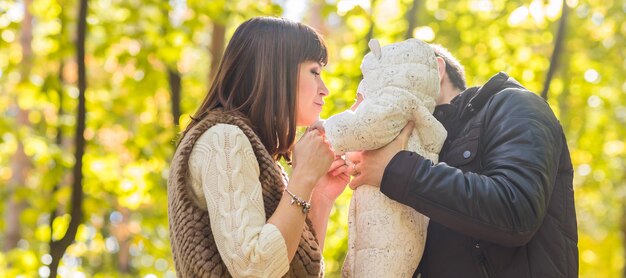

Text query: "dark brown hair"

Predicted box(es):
[184, 17, 327, 161]
[431, 44, 467, 91]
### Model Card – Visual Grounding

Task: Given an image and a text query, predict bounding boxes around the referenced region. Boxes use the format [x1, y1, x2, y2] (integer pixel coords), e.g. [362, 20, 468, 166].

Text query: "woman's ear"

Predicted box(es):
[436, 56, 446, 81]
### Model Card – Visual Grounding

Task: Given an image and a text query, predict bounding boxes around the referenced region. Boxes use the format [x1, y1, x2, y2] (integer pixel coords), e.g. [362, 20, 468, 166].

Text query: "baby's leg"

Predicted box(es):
[342, 194, 357, 278]
[349, 185, 428, 278]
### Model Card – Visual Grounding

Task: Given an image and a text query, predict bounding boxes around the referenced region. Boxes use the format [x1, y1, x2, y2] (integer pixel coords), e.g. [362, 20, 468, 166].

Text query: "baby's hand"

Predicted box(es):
[350, 93, 364, 111]
[309, 120, 326, 135]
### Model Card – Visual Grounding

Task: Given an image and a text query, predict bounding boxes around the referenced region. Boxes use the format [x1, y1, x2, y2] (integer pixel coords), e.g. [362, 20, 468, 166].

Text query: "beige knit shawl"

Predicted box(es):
[168, 110, 323, 277]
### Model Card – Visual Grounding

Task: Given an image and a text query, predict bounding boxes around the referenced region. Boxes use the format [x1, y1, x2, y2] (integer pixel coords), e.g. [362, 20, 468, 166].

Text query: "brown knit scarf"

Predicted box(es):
[168, 110, 323, 277]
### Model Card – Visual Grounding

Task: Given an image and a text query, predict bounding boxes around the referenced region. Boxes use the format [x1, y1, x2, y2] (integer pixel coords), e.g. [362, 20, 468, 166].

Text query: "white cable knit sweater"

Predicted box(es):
[187, 123, 290, 277]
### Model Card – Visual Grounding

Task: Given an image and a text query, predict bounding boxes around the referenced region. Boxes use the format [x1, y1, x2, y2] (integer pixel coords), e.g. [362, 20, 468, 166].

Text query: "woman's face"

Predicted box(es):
[296, 61, 329, 126]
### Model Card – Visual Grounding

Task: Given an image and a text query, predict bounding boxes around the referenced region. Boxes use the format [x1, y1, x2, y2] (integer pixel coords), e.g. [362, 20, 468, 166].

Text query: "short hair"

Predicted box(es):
[430, 44, 467, 91]
[185, 17, 328, 161]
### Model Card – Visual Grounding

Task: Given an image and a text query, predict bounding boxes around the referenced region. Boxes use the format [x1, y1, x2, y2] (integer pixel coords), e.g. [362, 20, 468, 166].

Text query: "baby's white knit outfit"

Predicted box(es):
[324, 38, 447, 277]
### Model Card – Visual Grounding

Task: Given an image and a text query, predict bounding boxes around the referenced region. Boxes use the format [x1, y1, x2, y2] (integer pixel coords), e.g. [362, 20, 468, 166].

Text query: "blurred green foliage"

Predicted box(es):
[0, 0, 624, 277]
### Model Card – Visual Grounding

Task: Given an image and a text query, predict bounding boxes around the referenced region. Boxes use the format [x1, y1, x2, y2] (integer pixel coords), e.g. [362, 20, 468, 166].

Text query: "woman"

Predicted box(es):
[167, 17, 349, 277]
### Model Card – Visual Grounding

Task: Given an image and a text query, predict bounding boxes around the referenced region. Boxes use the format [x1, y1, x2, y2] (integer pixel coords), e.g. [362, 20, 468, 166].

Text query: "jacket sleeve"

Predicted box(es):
[380, 89, 563, 247]
[324, 87, 417, 154]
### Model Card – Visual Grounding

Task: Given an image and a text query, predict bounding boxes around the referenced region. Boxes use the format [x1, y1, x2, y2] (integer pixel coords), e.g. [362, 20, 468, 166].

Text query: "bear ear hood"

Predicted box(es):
[368, 39, 382, 60]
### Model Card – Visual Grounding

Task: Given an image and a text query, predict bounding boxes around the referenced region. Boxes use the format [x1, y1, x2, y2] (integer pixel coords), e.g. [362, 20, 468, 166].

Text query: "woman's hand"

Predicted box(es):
[306, 120, 350, 201]
[308, 155, 350, 249]
[292, 129, 334, 184]
[272, 129, 333, 260]
[313, 156, 350, 203]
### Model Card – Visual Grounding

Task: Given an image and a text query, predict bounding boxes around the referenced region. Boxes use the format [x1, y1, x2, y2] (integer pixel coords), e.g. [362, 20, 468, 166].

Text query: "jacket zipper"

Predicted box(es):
[474, 242, 491, 278]
[480, 260, 491, 278]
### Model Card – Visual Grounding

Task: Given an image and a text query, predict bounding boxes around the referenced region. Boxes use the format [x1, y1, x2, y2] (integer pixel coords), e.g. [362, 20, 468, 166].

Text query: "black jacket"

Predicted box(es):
[380, 72, 578, 277]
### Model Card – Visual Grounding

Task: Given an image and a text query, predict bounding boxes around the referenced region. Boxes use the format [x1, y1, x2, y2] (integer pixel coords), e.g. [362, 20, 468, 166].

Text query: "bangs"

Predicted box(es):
[300, 26, 328, 66]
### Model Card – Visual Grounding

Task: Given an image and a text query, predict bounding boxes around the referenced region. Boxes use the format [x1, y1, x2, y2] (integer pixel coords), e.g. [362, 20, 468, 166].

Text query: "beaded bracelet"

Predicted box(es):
[284, 189, 311, 214]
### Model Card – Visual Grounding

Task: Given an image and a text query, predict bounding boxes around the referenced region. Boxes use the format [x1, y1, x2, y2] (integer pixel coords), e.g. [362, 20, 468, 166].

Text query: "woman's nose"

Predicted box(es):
[319, 81, 329, 96]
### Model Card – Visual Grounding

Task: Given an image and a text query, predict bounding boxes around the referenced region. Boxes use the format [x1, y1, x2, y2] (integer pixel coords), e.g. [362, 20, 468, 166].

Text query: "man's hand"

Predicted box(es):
[348, 122, 415, 189]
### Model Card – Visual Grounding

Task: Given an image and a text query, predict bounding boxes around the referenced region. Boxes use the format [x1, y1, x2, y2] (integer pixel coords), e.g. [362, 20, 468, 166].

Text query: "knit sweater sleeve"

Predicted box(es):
[188, 124, 290, 278]
[324, 87, 416, 154]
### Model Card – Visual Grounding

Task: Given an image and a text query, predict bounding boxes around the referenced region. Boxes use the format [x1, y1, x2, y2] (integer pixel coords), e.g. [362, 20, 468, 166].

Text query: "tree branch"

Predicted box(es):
[541, 0, 569, 100]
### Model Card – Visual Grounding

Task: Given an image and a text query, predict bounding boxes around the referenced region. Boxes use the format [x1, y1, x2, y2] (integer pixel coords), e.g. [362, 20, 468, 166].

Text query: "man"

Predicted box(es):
[349, 45, 578, 277]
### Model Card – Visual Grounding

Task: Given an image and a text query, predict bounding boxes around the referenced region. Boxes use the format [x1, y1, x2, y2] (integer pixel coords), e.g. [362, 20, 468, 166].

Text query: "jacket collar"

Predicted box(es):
[434, 72, 525, 123]
[459, 72, 524, 120]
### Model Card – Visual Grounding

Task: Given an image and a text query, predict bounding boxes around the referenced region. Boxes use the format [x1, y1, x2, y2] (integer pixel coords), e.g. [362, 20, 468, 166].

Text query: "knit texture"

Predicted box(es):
[323, 39, 447, 277]
[168, 110, 323, 277]
[187, 123, 291, 277]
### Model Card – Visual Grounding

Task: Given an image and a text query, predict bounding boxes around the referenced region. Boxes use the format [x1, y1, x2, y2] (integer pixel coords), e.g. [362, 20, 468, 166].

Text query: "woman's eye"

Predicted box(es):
[311, 70, 320, 76]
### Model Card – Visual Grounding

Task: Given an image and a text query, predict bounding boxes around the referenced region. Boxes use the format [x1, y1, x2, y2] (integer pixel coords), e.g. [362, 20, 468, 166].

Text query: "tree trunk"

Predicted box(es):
[49, 63, 66, 245]
[19, 0, 33, 77]
[4, 0, 33, 253]
[168, 68, 181, 126]
[364, 0, 377, 54]
[404, 0, 420, 39]
[5, 107, 29, 252]
[113, 208, 132, 273]
[541, 0, 569, 100]
[49, 0, 87, 275]
[620, 205, 626, 278]
[49, 0, 72, 252]
[307, 0, 327, 34]
[161, 3, 184, 126]
[4, 108, 28, 252]
[622, 204, 626, 278]
[209, 22, 226, 81]
[56, 63, 65, 146]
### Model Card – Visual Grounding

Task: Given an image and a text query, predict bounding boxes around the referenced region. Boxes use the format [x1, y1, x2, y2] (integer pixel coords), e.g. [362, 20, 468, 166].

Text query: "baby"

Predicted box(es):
[323, 38, 447, 277]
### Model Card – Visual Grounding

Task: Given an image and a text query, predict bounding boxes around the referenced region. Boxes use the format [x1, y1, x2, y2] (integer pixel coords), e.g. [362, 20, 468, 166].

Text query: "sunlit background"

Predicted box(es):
[1, 0, 624, 277]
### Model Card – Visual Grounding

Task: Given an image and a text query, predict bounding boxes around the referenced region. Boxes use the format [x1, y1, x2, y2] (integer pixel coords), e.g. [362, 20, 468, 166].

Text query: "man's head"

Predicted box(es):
[431, 44, 466, 104]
